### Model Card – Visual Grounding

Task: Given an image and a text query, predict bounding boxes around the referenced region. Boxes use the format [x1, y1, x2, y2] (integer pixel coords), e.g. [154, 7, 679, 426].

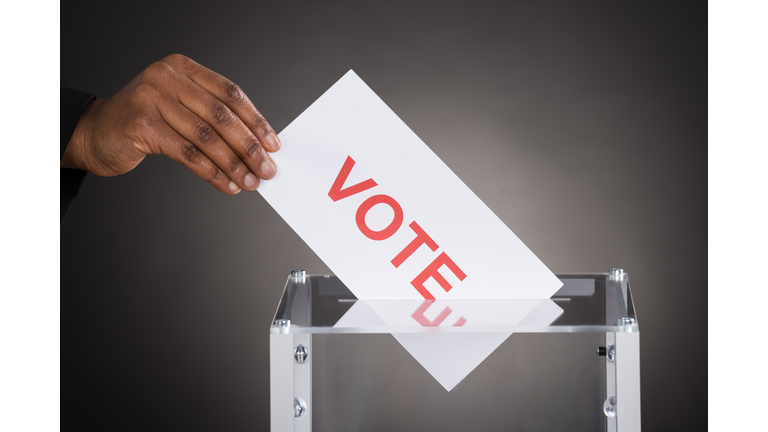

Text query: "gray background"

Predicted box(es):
[61, 1, 705, 430]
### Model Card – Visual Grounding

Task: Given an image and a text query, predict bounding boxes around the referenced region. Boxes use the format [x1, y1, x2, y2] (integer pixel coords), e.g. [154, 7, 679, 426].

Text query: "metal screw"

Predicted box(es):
[603, 396, 617, 418]
[597, 344, 615, 362]
[275, 319, 290, 327]
[291, 269, 306, 278]
[618, 317, 635, 326]
[609, 268, 624, 277]
[294, 397, 307, 418]
[294, 344, 308, 364]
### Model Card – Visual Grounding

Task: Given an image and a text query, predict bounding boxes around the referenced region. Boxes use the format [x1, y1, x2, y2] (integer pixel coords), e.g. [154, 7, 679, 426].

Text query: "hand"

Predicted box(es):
[61, 54, 280, 194]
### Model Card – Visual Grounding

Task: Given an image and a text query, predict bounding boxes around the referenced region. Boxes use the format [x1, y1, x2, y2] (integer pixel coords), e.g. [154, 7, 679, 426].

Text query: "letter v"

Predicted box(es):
[328, 156, 378, 202]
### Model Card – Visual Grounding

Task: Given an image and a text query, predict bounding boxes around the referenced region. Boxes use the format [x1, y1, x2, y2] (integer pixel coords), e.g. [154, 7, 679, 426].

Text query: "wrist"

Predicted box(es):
[61, 99, 103, 171]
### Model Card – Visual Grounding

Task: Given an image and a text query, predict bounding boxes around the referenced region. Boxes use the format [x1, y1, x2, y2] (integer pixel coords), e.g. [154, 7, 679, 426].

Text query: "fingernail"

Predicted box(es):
[266, 132, 281, 151]
[228, 181, 241, 193]
[260, 157, 276, 179]
[244, 173, 259, 191]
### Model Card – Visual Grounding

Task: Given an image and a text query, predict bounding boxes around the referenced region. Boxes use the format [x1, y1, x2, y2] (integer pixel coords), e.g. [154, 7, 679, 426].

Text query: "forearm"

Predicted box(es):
[61, 88, 96, 160]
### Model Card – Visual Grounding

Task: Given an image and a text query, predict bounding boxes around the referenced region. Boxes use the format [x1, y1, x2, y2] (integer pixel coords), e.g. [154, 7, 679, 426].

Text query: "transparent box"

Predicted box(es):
[270, 270, 640, 431]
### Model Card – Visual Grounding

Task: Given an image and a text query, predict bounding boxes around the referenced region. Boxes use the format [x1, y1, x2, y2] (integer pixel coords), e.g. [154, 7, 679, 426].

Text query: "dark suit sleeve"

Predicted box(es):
[61, 87, 96, 222]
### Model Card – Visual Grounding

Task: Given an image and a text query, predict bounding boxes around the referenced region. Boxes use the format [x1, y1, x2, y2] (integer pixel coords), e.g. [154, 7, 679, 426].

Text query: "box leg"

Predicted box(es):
[605, 332, 617, 432]
[293, 333, 312, 432]
[615, 332, 641, 432]
[271, 334, 294, 432]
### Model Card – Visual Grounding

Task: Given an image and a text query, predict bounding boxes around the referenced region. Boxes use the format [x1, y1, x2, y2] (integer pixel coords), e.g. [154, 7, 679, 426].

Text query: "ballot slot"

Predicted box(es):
[273, 274, 629, 331]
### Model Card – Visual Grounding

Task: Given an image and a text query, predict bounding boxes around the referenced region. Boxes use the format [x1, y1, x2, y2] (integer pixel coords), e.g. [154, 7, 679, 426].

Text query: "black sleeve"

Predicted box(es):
[61, 87, 96, 222]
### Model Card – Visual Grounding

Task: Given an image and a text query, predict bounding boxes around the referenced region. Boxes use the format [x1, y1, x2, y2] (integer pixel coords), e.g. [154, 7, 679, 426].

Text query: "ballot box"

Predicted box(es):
[270, 270, 641, 432]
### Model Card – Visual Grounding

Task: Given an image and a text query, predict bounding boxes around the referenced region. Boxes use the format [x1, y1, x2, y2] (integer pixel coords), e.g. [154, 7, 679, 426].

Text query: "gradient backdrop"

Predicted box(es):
[61, 2, 705, 430]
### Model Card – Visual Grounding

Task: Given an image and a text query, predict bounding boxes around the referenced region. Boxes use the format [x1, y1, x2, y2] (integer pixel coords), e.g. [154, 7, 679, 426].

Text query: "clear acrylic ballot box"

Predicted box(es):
[270, 269, 640, 432]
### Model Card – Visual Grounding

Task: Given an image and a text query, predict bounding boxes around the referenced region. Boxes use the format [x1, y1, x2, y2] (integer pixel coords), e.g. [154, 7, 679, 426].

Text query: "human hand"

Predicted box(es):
[61, 54, 280, 194]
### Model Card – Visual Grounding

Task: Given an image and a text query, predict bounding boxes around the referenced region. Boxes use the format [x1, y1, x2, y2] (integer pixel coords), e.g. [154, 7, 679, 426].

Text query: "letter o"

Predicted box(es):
[355, 194, 404, 241]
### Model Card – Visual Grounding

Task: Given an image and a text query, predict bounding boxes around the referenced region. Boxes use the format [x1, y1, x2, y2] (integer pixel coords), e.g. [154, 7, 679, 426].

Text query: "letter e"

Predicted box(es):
[411, 252, 467, 300]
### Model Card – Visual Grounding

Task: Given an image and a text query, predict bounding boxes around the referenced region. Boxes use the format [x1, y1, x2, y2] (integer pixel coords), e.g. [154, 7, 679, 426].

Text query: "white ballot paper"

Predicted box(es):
[259, 70, 563, 390]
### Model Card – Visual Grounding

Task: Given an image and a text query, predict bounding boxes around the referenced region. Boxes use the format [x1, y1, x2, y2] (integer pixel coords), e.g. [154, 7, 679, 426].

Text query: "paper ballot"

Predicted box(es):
[259, 70, 563, 390]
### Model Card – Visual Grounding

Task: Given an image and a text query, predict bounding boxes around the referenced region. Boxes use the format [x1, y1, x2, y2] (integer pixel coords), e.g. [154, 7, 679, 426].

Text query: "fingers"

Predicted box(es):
[150, 120, 244, 195]
[155, 96, 264, 192]
[171, 76, 277, 183]
[162, 54, 281, 153]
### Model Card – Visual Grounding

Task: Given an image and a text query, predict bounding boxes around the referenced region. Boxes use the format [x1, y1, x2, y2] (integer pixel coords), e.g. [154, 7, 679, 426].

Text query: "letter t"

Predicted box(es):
[391, 221, 438, 268]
